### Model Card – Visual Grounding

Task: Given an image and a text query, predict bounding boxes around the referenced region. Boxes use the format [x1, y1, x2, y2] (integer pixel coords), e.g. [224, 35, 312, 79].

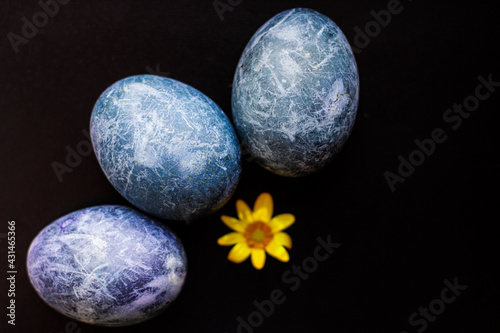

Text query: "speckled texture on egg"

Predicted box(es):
[26, 205, 187, 327]
[91, 75, 241, 221]
[232, 8, 359, 177]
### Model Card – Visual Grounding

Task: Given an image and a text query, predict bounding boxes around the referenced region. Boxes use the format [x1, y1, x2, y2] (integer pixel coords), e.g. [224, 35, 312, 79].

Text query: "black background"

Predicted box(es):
[1, 0, 498, 332]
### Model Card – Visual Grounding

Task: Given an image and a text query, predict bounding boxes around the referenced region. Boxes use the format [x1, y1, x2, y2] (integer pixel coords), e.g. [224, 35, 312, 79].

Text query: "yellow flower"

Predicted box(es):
[217, 193, 294, 270]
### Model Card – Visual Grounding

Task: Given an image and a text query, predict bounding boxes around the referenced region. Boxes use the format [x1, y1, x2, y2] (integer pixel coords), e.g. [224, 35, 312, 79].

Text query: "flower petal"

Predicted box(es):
[217, 232, 245, 246]
[227, 243, 251, 263]
[272, 232, 292, 249]
[265, 240, 290, 262]
[221, 215, 247, 232]
[236, 200, 254, 223]
[251, 248, 266, 270]
[268, 214, 295, 232]
[253, 192, 273, 222]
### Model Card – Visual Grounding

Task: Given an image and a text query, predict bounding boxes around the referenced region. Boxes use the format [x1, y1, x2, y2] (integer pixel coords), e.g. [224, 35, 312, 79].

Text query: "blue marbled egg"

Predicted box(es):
[91, 75, 241, 221]
[26, 205, 187, 326]
[232, 8, 359, 177]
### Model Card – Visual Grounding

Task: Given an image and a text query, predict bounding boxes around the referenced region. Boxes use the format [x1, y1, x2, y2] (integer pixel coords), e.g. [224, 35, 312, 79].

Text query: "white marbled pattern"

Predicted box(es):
[26, 205, 187, 326]
[232, 8, 359, 177]
[91, 75, 241, 221]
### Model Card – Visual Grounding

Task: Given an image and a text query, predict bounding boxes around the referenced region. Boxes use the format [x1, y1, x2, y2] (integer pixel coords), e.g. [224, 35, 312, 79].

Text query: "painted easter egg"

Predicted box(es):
[232, 8, 359, 177]
[91, 75, 241, 221]
[26, 205, 187, 326]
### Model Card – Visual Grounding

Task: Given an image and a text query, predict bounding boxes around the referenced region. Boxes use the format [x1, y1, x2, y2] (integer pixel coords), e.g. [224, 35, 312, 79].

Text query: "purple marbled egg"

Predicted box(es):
[26, 205, 187, 326]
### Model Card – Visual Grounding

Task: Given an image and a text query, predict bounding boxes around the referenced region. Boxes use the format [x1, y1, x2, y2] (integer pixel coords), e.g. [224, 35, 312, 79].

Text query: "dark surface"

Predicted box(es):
[0, 0, 498, 332]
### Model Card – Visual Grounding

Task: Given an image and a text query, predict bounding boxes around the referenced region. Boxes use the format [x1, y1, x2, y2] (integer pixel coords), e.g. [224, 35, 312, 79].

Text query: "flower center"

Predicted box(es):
[244, 222, 273, 249]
